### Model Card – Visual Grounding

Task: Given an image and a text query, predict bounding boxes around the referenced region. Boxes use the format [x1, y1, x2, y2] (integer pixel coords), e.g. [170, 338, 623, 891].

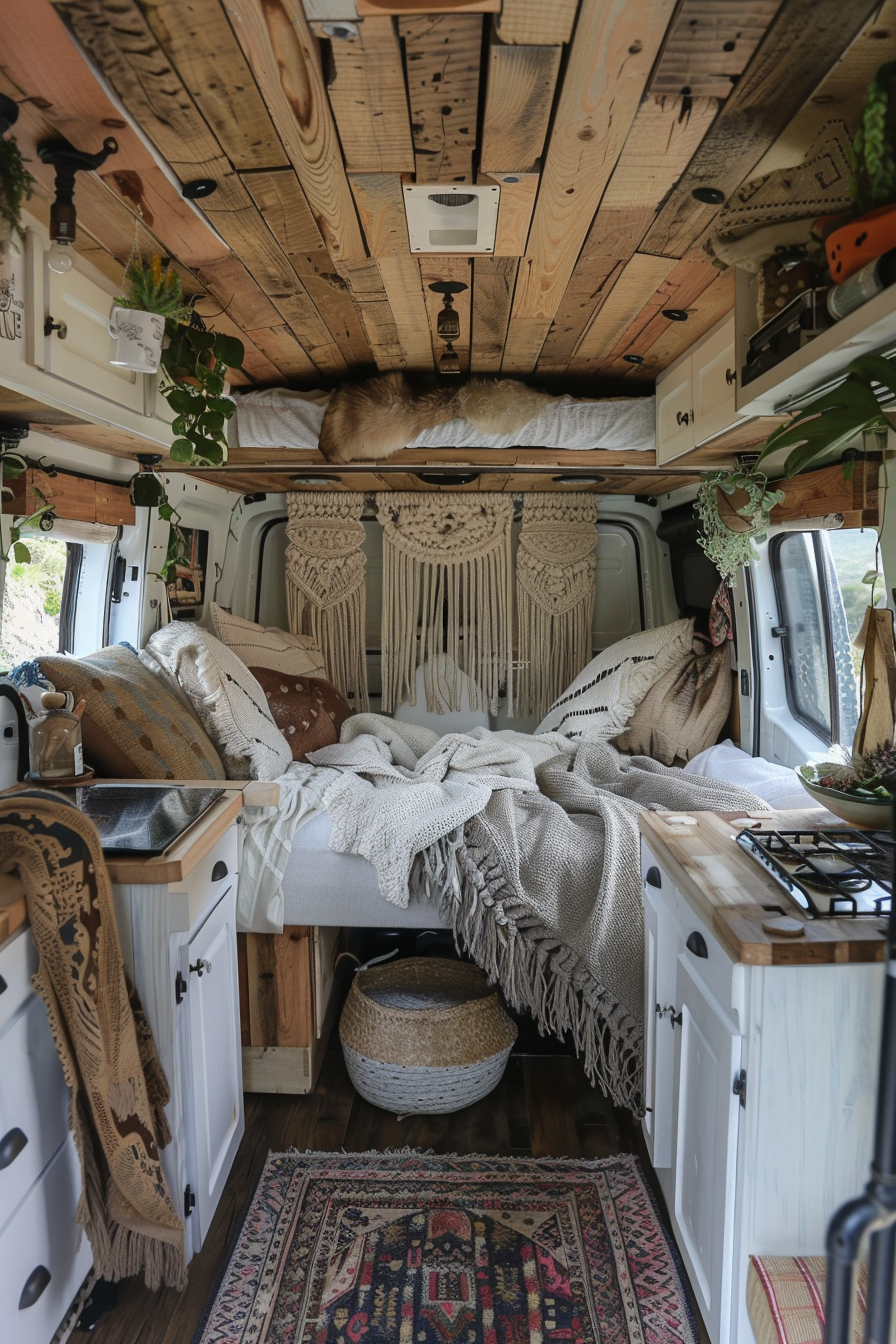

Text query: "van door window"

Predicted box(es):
[0, 528, 116, 669]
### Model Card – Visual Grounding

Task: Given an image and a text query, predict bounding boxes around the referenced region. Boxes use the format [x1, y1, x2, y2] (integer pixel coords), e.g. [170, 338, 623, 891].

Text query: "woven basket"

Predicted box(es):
[339, 958, 517, 1115]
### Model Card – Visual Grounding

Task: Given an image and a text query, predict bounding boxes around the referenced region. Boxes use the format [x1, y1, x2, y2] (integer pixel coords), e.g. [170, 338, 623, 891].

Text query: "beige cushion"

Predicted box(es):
[613, 635, 732, 766]
[38, 646, 225, 781]
[210, 602, 327, 679]
[140, 623, 292, 781]
[747, 1255, 866, 1344]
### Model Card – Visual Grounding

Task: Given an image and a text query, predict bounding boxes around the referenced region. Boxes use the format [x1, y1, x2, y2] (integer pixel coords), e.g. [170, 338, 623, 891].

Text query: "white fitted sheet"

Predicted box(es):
[281, 811, 447, 928]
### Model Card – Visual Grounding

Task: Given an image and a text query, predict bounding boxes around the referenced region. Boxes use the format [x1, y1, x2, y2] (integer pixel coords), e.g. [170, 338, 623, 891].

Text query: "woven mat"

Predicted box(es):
[194, 1150, 699, 1343]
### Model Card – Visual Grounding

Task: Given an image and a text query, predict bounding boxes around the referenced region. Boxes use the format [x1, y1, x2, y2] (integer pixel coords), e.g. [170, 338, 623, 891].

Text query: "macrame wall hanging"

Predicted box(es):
[377, 492, 514, 716]
[284, 491, 369, 711]
[516, 493, 598, 720]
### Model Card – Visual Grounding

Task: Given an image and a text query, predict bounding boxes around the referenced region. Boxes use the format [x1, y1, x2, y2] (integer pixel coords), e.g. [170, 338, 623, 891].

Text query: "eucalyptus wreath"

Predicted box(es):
[694, 468, 785, 587]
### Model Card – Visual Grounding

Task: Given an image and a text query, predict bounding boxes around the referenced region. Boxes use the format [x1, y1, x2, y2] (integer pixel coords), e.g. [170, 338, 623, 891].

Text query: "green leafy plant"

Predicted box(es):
[850, 60, 896, 214]
[756, 353, 895, 478]
[0, 134, 34, 256]
[115, 252, 192, 322]
[158, 320, 244, 467]
[0, 449, 57, 563]
[694, 467, 786, 587]
[128, 469, 190, 583]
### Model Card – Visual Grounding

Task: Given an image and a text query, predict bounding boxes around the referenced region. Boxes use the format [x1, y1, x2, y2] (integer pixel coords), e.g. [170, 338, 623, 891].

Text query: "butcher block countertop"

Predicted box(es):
[639, 807, 889, 967]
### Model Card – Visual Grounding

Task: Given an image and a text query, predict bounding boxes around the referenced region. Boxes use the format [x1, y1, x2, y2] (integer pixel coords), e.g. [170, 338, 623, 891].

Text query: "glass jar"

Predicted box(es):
[28, 691, 84, 779]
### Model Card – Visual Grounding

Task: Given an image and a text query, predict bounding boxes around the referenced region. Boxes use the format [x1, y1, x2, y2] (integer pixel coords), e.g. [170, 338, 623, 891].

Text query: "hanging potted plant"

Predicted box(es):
[0, 95, 34, 259]
[694, 466, 785, 587]
[158, 318, 244, 467]
[110, 253, 192, 373]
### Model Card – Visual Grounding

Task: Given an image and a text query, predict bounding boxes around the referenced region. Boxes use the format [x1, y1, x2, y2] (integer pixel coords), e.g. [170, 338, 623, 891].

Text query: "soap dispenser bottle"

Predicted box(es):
[28, 691, 85, 780]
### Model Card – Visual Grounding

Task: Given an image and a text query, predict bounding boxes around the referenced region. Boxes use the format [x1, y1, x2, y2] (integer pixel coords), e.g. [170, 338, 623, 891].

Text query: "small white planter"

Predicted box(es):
[108, 305, 164, 372]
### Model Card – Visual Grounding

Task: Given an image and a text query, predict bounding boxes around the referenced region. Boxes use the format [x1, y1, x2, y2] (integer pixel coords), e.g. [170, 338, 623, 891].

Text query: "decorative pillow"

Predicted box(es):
[613, 636, 732, 766]
[210, 602, 327, 679]
[250, 669, 354, 761]
[535, 618, 695, 739]
[36, 646, 225, 780]
[140, 623, 292, 781]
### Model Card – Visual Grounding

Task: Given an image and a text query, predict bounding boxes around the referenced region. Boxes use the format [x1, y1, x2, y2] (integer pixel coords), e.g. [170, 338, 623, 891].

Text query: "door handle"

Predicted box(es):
[190, 958, 212, 977]
[675, 410, 690, 426]
[725, 367, 736, 385]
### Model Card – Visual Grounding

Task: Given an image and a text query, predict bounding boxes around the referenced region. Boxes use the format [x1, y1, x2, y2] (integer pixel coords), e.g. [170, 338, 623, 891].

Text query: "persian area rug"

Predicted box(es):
[195, 1151, 699, 1344]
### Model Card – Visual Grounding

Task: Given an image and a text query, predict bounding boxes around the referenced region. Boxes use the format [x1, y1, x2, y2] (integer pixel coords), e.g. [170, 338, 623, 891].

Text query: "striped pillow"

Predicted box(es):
[210, 603, 327, 679]
[535, 618, 695, 739]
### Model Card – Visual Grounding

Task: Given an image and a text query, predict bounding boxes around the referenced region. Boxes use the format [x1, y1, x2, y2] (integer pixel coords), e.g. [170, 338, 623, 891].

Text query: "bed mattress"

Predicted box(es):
[281, 811, 447, 929]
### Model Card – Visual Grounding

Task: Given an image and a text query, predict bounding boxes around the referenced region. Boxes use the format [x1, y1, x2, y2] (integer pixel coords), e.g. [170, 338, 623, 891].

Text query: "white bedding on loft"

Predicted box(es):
[231, 387, 656, 452]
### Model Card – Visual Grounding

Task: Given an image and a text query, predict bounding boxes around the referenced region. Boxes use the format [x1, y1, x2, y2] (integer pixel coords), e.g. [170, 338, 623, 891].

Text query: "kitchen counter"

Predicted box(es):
[639, 806, 888, 966]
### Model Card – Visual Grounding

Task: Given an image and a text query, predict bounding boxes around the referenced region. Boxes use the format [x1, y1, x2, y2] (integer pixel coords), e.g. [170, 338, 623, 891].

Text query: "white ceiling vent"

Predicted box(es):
[403, 183, 500, 254]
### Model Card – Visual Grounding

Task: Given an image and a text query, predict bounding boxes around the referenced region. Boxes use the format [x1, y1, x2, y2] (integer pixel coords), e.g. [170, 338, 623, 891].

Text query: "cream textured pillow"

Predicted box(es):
[140, 623, 292, 781]
[210, 603, 327, 679]
[613, 636, 732, 766]
[535, 618, 695, 739]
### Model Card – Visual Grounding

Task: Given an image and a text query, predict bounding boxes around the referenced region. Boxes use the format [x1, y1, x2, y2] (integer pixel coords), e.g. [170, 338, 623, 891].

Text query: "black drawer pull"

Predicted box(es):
[686, 931, 709, 958]
[645, 866, 662, 888]
[0, 973, 7, 995]
[0, 1126, 28, 1169]
[211, 860, 228, 881]
[19, 1265, 51, 1310]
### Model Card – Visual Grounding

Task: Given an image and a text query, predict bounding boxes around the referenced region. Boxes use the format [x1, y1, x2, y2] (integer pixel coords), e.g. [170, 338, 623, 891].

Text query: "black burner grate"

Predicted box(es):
[735, 827, 893, 918]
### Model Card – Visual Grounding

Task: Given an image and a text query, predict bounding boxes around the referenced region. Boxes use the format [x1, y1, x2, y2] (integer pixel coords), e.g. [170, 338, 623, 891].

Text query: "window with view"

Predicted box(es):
[0, 535, 68, 669]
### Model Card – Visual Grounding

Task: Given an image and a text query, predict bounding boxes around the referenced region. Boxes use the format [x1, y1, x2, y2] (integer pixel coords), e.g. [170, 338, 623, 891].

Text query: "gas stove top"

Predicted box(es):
[734, 826, 894, 919]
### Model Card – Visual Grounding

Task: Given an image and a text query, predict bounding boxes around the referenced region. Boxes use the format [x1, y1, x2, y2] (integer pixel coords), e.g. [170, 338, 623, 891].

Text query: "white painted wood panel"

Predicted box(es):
[0, 996, 70, 1222]
[655, 353, 694, 464]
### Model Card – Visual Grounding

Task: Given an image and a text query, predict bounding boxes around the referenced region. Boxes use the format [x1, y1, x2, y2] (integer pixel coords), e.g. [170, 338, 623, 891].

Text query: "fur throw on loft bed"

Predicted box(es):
[232, 374, 656, 461]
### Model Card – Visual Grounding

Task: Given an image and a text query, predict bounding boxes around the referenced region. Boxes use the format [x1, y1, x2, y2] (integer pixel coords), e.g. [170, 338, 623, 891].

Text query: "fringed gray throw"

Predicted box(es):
[377, 492, 514, 716]
[285, 491, 369, 712]
[516, 494, 598, 721]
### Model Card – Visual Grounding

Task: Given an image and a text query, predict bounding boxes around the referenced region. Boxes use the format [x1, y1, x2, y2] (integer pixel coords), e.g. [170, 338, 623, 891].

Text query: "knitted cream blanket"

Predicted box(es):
[310, 719, 765, 1110]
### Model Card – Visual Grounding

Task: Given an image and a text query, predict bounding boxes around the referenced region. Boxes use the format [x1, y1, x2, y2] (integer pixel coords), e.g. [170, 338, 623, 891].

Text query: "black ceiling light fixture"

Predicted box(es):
[290, 474, 341, 485]
[414, 471, 480, 485]
[662, 308, 689, 321]
[428, 280, 468, 375]
[623, 354, 644, 364]
[182, 178, 218, 199]
[37, 135, 118, 273]
[552, 474, 607, 485]
[691, 186, 725, 205]
[0, 93, 19, 138]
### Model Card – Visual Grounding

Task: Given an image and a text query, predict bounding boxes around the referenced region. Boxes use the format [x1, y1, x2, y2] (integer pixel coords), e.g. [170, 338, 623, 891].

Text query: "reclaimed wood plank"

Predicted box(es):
[500, 0, 678, 374]
[224, 0, 367, 262]
[376, 255, 435, 370]
[625, 268, 734, 379]
[535, 93, 717, 373]
[399, 14, 483, 182]
[650, 0, 785, 99]
[470, 255, 518, 372]
[641, 0, 883, 259]
[141, 0, 289, 170]
[590, 254, 721, 376]
[349, 173, 411, 255]
[240, 168, 330, 260]
[569, 252, 676, 370]
[480, 41, 561, 174]
[481, 174, 539, 257]
[336, 259, 406, 368]
[309, 17, 414, 172]
[495, 0, 578, 46]
[419, 255, 473, 373]
[191, 254, 320, 379]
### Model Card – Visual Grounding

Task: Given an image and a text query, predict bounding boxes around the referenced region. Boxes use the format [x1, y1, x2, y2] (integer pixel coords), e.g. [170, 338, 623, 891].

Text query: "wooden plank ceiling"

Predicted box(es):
[0, 0, 892, 493]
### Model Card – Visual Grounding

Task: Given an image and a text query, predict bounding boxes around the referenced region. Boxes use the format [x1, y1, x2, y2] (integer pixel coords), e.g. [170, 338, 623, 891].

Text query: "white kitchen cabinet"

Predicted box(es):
[655, 313, 744, 463]
[111, 813, 245, 1261]
[640, 836, 884, 1344]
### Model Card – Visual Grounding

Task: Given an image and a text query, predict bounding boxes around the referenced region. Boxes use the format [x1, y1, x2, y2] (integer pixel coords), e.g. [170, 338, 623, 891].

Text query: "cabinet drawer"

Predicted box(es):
[0, 995, 69, 1227]
[674, 895, 743, 1028]
[0, 927, 38, 1037]
[0, 1137, 93, 1344]
[167, 826, 239, 933]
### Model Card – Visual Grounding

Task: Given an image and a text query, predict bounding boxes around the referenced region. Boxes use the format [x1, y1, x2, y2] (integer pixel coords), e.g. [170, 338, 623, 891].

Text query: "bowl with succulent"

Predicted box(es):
[796, 742, 895, 827]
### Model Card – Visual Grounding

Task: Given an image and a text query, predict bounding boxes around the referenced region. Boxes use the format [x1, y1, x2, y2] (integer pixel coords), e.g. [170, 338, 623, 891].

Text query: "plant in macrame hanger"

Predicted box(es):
[694, 467, 785, 587]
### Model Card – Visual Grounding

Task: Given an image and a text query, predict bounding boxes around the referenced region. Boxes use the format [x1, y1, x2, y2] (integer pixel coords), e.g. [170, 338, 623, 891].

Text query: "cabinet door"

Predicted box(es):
[693, 315, 741, 445]
[181, 887, 244, 1251]
[672, 956, 741, 1344]
[655, 354, 694, 464]
[42, 262, 146, 412]
[642, 880, 677, 1168]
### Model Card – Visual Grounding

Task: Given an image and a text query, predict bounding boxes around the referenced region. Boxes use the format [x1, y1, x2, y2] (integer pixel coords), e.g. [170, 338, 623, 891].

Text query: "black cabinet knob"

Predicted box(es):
[645, 866, 662, 888]
[211, 860, 228, 881]
[19, 1265, 51, 1310]
[686, 931, 709, 958]
[0, 1126, 28, 1170]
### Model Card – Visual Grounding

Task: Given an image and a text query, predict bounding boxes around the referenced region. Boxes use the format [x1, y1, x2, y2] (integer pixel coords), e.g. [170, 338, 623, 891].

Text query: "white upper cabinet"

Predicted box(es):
[40, 259, 146, 412]
[655, 313, 744, 463]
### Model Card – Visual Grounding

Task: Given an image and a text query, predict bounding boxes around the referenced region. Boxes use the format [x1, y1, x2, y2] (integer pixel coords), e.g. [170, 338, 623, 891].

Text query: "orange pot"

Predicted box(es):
[823, 202, 896, 283]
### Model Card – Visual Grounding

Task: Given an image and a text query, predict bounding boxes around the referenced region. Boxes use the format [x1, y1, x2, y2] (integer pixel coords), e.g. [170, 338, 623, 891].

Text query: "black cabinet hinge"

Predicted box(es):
[175, 970, 188, 1005]
[733, 1069, 747, 1108]
[184, 1184, 195, 1218]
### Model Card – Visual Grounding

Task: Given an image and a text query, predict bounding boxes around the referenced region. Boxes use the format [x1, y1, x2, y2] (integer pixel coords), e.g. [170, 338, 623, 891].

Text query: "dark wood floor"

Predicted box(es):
[84, 1044, 708, 1343]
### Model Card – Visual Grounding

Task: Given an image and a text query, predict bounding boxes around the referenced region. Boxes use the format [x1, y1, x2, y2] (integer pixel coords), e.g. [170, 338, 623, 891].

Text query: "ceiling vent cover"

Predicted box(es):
[403, 183, 499, 253]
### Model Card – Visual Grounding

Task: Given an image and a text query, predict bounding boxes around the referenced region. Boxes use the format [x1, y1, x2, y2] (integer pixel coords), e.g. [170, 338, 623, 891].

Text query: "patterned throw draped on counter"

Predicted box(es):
[285, 491, 369, 712]
[516, 493, 598, 721]
[377, 492, 514, 716]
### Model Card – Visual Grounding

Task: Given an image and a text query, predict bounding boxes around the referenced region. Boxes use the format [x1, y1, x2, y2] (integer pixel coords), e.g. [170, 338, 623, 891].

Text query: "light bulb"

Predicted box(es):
[47, 240, 73, 274]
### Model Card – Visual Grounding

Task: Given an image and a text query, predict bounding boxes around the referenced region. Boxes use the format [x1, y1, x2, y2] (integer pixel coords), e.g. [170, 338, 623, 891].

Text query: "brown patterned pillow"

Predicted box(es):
[38, 646, 225, 780]
[249, 670, 353, 761]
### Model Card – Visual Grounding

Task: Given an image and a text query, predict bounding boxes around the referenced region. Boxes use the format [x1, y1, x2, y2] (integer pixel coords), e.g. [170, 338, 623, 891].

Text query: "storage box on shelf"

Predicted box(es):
[639, 811, 885, 1344]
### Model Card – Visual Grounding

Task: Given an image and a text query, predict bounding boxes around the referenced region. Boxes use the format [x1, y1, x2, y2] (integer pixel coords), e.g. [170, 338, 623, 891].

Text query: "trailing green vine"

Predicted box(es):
[0, 449, 58, 563]
[0, 134, 34, 256]
[694, 468, 786, 587]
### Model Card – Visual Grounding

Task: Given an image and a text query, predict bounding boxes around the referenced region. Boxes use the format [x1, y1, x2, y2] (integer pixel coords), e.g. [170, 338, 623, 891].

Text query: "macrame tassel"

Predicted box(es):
[516, 494, 598, 721]
[285, 491, 370, 712]
[378, 493, 514, 716]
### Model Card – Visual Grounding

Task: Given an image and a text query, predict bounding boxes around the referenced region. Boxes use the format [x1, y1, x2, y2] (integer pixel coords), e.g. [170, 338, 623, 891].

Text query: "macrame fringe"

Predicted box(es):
[516, 494, 598, 721]
[285, 491, 369, 711]
[378, 493, 514, 717]
[411, 824, 643, 1114]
